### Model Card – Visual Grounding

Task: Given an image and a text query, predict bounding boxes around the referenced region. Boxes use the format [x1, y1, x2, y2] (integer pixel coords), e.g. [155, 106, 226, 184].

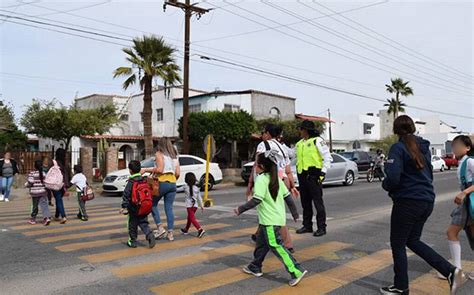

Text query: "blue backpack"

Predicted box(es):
[460, 157, 474, 219]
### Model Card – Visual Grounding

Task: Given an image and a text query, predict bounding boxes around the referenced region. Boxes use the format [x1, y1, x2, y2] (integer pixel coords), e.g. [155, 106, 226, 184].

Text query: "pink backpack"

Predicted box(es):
[44, 160, 64, 191]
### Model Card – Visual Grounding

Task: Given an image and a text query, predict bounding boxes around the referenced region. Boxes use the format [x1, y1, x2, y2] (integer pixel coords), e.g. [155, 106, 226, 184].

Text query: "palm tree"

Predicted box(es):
[114, 35, 181, 157]
[385, 78, 413, 119]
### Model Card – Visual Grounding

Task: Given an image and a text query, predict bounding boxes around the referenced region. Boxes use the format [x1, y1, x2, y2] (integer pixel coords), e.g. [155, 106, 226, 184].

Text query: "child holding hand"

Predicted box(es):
[181, 173, 206, 238]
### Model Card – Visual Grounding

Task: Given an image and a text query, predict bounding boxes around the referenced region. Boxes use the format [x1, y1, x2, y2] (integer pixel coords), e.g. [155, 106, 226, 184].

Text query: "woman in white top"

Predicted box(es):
[142, 138, 180, 241]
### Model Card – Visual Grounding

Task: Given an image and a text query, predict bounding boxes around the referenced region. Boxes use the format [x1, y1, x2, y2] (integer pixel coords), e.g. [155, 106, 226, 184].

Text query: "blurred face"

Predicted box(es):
[4, 152, 11, 160]
[261, 131, 271, 141]
[42, 158, 49, 167]
[299, 128, 308, 138]
[452, 140, 470, 160]
[255, 163, 264, 174]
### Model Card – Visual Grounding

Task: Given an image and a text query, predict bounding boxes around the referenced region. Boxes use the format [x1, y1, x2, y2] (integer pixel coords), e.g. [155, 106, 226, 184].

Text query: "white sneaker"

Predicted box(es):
[0, 194, 4, 201]
[4, 198, 9, 202]
[167, 231, 174, 241]
[153, 228, 166, 239]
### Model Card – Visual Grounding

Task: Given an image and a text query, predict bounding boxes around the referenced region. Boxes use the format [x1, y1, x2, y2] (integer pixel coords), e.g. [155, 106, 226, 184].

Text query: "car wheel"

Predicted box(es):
[447, 165, 451, 170]
[200, 175, 215, 191]
[343, 171, 355, 186]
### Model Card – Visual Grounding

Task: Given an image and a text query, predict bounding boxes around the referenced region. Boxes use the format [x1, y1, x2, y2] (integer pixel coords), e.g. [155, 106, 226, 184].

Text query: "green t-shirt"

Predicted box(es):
[253, 173, 290, 226]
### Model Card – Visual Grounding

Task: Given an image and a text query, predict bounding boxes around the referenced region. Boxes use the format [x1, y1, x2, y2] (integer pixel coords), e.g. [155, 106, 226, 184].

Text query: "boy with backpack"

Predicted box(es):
[120, 160, 156, 249]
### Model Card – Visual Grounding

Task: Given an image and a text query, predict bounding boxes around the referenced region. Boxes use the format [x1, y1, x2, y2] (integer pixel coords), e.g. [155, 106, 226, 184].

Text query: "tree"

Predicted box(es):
[113, 35, 181, 157]
[385, 77, 413, 120]
[21, 99, 119, 151]
[371, 135, 398, 154]
[0, 100, 28, 151]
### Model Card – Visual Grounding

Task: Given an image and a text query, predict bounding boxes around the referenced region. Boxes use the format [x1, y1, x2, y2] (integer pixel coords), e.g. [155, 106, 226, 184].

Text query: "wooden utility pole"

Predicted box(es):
[164, 0, 209, 154]
[328, 108, 333, 152]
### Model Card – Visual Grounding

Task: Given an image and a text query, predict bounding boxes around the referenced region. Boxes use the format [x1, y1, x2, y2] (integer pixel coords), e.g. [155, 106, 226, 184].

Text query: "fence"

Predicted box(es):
[0, 150, 80, 174]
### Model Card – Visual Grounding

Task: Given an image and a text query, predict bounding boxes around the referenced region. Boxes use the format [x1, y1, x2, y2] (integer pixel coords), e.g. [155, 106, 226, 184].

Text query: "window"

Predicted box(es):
[269, 107, 281, 119]
[156, 108, 163, 121]
[189, 104, 201, 113]
[363, 123, 374, 135]
[120, 114, 129, 121]
[179, 156, 196, 166]
[224, 104, 240, 112]
[332, 154, 345, 163]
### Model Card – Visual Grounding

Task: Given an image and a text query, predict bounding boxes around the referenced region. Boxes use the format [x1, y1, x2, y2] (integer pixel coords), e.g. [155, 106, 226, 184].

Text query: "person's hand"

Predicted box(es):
[200, 206, 204, 213]
[140, 168, 146, 175]
[234, 207, 240, 216]
[455, 191, 467, 205]
[291, 187, 300, 199]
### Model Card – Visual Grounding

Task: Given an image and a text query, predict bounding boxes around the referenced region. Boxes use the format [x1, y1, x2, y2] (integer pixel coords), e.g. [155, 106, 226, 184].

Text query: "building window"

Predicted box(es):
[120, 114, 129, 121]
[224, 104, 240, 112]
[156, 108, 163, 121]
[189, 104, 201, 113]
[363, 123, 374, 135]
[269, 107, 281, 119]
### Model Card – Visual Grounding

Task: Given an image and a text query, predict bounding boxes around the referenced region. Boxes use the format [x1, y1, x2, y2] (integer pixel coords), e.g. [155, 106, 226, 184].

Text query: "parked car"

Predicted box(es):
[102, 155, 223, 194]
[442, 153, 459, 170]
[431, 155, 447, 172]
[338, 151, 372, 172]
[241, 153, 359, 186]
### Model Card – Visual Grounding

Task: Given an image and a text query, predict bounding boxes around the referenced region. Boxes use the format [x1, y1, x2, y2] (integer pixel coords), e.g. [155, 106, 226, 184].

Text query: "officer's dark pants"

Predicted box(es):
[298, 171, 326, 231]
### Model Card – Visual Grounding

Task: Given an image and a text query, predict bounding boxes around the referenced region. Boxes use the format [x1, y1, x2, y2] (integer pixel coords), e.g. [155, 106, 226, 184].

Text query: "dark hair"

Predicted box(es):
[256, 153, 279, 201]
[393, 115, 424, 170]
[73, 165, 83, 174]
[128, 160, 141, 174]
[55, 148, 67, 167]
[264, 124, 282, 139]
[453, 135, 474, 156]
[185, 172, 197, 197]
[34, 159, 44, 183]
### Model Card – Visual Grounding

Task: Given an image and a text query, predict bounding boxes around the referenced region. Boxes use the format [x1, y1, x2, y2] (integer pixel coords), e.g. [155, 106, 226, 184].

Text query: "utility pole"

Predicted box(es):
[164, 0, 210, 154]
[328, 108, 333, 152]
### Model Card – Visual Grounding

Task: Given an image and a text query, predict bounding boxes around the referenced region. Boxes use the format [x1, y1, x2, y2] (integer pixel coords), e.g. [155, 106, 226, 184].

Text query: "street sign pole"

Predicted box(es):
[203, 134, 214, 207]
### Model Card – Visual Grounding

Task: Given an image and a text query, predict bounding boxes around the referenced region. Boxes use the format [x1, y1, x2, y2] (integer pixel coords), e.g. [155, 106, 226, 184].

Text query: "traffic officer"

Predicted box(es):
[295, 120, 332, 237]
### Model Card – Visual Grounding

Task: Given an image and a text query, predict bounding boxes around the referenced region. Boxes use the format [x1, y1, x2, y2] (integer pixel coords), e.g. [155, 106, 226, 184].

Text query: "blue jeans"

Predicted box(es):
[151, 182, 177, 231]
[1, 176, 14, 199]
[390, 198, 454, 290]
[53, 189, 66, 218]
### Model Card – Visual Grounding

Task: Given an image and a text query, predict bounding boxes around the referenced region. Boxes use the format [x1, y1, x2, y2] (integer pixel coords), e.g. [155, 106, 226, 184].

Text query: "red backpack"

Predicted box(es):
[131, 180, 153, 216]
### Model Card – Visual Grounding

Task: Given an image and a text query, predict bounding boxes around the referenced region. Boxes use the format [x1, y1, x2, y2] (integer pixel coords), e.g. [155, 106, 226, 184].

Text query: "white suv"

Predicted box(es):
[102, 155, 223, 194]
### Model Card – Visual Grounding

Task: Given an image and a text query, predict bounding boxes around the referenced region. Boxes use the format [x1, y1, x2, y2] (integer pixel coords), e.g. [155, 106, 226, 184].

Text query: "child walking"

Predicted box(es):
[70, 165, 88, 221]
[181, 173, 205, 238]
[27, 159, 51, 226]
[445, 135, 474, 277]
[235, 152, 307, 287]
[120, 160, 156, 249]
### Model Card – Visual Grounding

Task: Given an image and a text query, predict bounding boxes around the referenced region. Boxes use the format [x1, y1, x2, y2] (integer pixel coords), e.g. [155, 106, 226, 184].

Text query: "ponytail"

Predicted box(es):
[256, 153, 279, 201]
[34, 159, 44, 183]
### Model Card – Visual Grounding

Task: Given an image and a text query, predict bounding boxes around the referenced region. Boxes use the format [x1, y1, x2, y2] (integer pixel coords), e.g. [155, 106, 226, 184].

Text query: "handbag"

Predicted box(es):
[81, 183, 95, 202]
[147, 173, 160, 197]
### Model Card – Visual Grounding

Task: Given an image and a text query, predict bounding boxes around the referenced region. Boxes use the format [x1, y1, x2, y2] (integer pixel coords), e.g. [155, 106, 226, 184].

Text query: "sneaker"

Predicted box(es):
[313, 228, 327, 237]
[28, 218, 36, 225]
[289, 270, 308, 287]
[295, 227, 313, 234]
[60, 217, 67, 224]
[180, 228, 189, 235]
[81, 217, 89, 222]
[127, 240, 137, 248]
[242, 266, 263, 277]
[154, 228, 167, 239]
[448, 268, 468, 295]
[147, 234, 156, 249]
[251, 234, 257, 243]
[43, 218, 51, 226]
[0, 194, 4, 201]
[379, 285, 409, 294]
[197, 229, 206, 238]
[437, 271, 447, 280]
[4, 198, 9, 202]
[167, 231, 174, 241]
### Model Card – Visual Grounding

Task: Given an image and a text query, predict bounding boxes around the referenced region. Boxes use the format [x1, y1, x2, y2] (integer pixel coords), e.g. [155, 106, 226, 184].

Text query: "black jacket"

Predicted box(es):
[121, 175, 144, 215]
[0, 159, 19, 177]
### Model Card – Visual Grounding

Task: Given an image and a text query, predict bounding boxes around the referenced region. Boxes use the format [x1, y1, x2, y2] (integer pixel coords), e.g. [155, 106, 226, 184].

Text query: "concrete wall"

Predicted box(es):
[250, 93, 295, 121]
[331, 114, 380, 141]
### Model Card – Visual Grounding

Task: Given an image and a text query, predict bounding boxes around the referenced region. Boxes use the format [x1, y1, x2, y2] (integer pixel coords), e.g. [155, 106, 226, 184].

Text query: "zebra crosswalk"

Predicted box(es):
[1, 200, 472, 294]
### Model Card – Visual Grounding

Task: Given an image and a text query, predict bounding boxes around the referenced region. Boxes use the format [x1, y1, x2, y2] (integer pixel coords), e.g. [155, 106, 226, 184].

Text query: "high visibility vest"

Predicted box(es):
[296, 137, 323, 174]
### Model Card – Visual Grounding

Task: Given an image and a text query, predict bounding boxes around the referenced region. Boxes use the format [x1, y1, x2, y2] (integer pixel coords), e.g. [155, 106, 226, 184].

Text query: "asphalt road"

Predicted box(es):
[0, 170, 472, 295]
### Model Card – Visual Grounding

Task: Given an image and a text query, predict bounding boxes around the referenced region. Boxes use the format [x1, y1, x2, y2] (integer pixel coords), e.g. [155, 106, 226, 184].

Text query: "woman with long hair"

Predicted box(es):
[0, 151, 20, 202]
[380, 115, 467, 295]
[142, 138, 180, 241]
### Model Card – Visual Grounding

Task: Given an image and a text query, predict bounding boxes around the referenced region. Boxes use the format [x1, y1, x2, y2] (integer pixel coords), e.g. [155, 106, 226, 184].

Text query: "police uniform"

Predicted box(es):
[296, 122, 332, 235]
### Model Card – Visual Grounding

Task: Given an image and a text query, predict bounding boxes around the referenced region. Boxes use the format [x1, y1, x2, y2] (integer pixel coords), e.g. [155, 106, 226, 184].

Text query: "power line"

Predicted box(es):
[265, 1, 473, 88]
[213, 1, 472, 97]
[0, 71, 120, 86]
[193, 1, 389, 43]
[313, 1, 474, 80]
[32, 1, 111, 17]
[197, 55, 474, 120]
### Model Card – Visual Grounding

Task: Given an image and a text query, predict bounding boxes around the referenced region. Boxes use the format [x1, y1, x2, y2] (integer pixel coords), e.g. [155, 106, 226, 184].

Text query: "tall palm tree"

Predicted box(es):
[385, 78, 413, 119]
[114, 35, 181, 158]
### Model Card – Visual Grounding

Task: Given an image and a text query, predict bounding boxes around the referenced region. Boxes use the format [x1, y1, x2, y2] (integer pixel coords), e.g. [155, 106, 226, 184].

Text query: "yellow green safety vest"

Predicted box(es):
[296, 137, 323, 174]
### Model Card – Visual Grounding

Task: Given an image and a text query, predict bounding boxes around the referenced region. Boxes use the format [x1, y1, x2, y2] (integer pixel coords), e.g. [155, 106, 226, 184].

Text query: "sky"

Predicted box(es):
[0, 0, 473, 132]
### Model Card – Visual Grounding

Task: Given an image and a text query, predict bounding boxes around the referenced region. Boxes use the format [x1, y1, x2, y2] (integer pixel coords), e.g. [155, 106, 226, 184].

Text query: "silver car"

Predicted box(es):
[290, 153, 359, 186]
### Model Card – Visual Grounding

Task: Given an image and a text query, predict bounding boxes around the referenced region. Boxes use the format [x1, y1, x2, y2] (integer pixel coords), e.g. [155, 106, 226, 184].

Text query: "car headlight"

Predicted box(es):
[116, 175, 129, 181]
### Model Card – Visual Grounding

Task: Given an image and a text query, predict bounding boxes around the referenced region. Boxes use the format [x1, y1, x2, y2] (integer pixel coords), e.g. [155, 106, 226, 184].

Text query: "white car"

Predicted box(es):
[431, 155, 447, 172]
[102, 154, 223, 194]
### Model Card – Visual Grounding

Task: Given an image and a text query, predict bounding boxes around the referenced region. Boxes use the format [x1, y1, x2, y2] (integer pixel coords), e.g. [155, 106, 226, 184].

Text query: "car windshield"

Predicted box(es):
[339, 152, 354, 160]
[140, 157, 155, 168]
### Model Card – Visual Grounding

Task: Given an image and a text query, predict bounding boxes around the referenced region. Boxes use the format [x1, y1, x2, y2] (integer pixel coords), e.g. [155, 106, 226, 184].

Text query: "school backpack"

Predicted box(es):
[81, 183, 95, 202]
[131, 179, 153, 216]
[44, 160, 64, 191]
[460, 157, 474, 219]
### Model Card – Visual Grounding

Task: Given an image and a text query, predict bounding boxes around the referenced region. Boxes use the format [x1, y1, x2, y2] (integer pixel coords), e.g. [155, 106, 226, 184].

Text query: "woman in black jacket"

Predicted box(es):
[380, 116, 467, 295]
[0, 152, 19, 202]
